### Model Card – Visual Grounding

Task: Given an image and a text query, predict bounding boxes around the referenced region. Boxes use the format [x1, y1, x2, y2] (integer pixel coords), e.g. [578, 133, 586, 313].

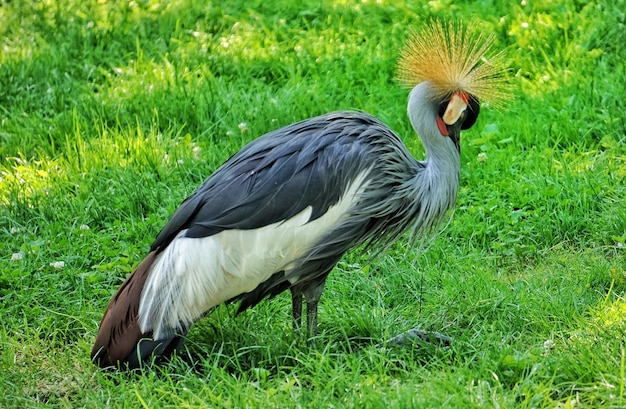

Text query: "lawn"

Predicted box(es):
[1, 0, 625, 407]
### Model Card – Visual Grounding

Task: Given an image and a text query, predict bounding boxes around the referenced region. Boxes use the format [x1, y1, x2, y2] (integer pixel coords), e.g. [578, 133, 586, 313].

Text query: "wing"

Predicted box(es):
[150, 111, 380, 252]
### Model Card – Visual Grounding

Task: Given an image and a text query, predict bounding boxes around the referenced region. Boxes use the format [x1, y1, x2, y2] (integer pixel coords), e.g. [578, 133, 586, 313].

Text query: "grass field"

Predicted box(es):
[1, 0, 625, 407]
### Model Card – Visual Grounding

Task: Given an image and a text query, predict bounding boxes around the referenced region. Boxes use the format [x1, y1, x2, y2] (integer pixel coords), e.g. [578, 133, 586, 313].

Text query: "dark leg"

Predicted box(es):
[302, 280, 326, 338]
[290, 287, 303, 332]
[305, 296, 319, 338]
[289, 279, 327, 339]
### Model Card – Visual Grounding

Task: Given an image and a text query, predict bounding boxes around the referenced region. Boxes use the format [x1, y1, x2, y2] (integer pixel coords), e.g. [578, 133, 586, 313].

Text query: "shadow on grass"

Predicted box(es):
[134, 316, 462, 380]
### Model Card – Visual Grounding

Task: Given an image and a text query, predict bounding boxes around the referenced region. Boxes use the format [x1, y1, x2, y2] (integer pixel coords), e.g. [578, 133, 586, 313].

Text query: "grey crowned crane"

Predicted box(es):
[91, 21, 508, 369]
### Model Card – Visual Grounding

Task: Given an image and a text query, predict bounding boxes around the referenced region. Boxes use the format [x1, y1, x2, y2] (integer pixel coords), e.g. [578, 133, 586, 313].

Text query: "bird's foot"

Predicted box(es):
[376, 329, 453, 348]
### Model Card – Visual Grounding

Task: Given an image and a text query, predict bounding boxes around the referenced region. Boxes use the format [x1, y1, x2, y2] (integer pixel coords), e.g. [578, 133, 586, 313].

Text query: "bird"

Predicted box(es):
[91, 20, 508, 369]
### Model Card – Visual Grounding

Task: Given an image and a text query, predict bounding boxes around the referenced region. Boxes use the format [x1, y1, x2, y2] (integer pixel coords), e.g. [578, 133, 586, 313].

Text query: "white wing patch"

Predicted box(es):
[138, 171, 370, 339]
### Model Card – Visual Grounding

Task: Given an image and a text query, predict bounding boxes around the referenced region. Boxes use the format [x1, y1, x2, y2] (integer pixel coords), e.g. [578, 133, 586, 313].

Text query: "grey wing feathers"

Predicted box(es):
[150, 112, 385, 252]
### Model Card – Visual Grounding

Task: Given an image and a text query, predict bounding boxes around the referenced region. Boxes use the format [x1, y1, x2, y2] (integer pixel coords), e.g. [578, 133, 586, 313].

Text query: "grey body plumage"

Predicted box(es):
[147, 83, 462, 342]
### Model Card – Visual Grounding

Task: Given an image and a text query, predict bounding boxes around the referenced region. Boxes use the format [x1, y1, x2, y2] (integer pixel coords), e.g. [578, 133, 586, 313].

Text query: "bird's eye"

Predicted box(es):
[461, 96, 480, 130]
[437, 99, 448, 119]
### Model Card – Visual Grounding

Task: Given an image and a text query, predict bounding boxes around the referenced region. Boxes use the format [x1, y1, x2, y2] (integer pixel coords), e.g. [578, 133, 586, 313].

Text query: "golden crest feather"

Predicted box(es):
[398, 20, 509, 105]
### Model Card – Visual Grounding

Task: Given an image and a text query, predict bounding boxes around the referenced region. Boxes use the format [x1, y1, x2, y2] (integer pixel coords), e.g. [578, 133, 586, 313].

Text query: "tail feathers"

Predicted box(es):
[91, 251, 186, 369]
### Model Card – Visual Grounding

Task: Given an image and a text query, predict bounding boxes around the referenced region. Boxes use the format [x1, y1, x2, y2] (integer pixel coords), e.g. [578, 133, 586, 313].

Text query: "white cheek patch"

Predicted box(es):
[442, 93, 468, 125]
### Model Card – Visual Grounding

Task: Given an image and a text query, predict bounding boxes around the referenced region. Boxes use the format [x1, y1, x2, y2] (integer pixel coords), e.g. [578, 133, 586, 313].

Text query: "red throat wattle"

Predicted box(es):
[436, 116, 449, 136]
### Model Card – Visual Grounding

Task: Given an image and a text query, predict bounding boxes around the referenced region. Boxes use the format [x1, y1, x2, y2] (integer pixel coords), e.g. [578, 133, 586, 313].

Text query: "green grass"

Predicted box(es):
[1, 0, 625, 407]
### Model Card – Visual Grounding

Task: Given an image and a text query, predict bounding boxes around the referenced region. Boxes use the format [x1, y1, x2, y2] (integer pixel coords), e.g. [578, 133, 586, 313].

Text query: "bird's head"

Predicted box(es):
[398, 21, 509, 152]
